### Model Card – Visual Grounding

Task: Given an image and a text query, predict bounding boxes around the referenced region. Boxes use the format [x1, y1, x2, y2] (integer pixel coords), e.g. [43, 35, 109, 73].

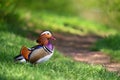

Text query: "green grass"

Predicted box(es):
[91, 34, 120, 62]
[17, 9, 117, 36]
[0, 28, 120, 80]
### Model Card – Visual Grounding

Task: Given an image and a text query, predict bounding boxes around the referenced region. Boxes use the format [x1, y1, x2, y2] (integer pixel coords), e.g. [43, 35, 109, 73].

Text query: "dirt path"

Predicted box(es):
[54, 33, 120, 74]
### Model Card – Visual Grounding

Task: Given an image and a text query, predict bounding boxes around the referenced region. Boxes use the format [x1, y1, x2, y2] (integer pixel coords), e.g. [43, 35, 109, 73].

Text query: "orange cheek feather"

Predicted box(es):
[37, 37, 48, 46]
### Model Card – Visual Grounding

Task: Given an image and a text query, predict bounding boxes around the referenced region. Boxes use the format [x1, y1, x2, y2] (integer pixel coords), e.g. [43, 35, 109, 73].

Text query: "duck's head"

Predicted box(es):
[41, 31, 55, 39]
[36, 31, 56, 44]
[41, 31, 56, 40]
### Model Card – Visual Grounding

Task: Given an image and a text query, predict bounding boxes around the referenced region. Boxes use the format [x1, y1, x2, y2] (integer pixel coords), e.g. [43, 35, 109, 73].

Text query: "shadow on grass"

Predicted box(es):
[0, 76, 11, 80]
[0, 13, 39, 39]
[92, 34, 120, 51]
[0, 75, 20, 80]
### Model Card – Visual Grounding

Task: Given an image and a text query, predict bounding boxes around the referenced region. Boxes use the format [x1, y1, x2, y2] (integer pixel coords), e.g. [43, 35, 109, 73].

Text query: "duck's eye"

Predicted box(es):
[47, 33, 49, 35]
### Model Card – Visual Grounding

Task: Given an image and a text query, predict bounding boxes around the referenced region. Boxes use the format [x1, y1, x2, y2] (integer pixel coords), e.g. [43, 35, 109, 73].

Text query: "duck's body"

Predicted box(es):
[14, 31, 55, 64]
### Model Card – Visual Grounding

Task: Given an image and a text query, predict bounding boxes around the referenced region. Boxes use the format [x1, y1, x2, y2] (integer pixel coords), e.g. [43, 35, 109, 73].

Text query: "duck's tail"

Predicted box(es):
[14, 54, 26, 63]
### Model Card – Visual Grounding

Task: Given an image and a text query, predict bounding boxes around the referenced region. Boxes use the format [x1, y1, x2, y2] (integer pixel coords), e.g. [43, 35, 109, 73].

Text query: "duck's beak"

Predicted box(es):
[51, 36, 56, 40]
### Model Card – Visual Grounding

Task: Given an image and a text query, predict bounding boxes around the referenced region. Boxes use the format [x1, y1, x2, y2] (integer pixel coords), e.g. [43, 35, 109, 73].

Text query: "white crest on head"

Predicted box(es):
[41, 31, 52, 35]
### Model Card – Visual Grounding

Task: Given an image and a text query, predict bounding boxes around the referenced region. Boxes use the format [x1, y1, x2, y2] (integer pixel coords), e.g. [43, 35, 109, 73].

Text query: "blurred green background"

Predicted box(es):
[0, 0, 120, 30]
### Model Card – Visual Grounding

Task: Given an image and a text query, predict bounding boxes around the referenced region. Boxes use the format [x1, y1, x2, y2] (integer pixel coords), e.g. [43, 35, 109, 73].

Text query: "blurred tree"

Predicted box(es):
[99, 0, 120, 30]
[0, 0, 17, 22]
[17, 0, 76, 14]
[0, 0, 120, 30]
[72, 0, 120, 30]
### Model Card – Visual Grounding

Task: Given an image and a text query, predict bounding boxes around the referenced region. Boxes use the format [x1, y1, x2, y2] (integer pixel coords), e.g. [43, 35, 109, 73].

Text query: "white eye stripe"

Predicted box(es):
[41, 31, 52, 35]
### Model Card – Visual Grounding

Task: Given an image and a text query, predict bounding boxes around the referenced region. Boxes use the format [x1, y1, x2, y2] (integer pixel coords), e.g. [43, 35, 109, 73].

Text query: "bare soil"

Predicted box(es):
[54, 33, 120, 74]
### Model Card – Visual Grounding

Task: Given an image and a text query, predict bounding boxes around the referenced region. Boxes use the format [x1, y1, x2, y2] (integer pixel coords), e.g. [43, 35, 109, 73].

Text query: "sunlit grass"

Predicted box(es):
[17, 9, 117, 36]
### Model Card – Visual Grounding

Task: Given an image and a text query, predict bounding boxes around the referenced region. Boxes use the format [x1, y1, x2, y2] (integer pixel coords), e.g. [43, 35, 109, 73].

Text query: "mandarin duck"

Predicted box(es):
[14, 31, 56, 64]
